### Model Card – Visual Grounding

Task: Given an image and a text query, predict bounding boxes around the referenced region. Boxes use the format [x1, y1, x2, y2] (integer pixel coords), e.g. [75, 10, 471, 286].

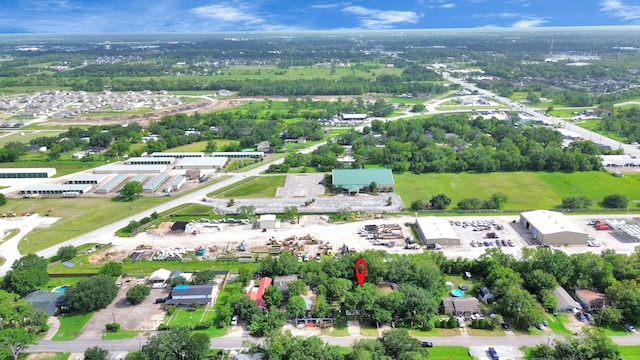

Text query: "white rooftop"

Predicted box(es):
[176, 157, 227, 167]
[521, 210, 587, 235]
[416, 216, 459, 241]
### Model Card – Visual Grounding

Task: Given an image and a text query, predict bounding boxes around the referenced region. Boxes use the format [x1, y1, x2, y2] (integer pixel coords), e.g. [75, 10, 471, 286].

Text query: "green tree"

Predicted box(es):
[284, 206, 300, 222]
[532, 328, 619, 360]
[311, 294, 331, 318]
[286, 295, 307, 319]
[238, 205, 256, 217]
[0, 193, 6, 206]
[119, 181, 143, 201]
[487, 192, 509, 209]
[2, 254, 49, 297]
[236, 268, 253, 287]
[64, 275, 119, 313]
[561, 196, 592, 209]
[126, 285, 151, 305]
[287, 279, 307, 297]
[410, 200, 425, 211]
[140, 326, 208, 360]
[263, 285, 283, 308]
[379, 328, 427, 360]
[84, 346, 108, 360]
[170, 276, 189, 287]
[56, 245, 77, 262]
[98, 261, 123, 277]
[205, 140, 217, 152]
[603, 193, 628, 208]
[430, 193, 451, 210]
[192, 270, 216, 285]
[0, 290, 44, 360]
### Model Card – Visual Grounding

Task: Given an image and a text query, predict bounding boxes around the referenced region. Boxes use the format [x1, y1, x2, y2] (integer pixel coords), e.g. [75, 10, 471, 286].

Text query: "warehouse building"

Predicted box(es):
[174, 157, 228, 170]
[0, 168, 56, 178]
[211, 151, 264, 159]
[93, 164, 167, 174]
[520, 210, 587, 245]
[259, 214, 279, 229]
[125, 157, 175, 165]
[150, 152, 204, 158]
[415, 216, 460, 246]
[67, 174, 106, 184]
[331, 168, 394, 194]
[143, 173, 169, 193]
[96, 174, 129, 194]
[20, 184, 92, 195]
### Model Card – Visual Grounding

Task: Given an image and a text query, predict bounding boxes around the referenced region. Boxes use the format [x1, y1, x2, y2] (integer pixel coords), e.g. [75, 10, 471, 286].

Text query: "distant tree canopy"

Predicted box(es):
[64, 275, 119, 313]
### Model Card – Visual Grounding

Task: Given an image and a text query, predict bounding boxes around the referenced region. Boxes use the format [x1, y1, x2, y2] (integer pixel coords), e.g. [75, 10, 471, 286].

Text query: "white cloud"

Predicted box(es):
[511, 19, 547, 28]
[191, 4, 264, 25]
[311, 2, 351, 9]
[439, 3, 456, 9]
[472, 12, 521, 19]
[342, 6, 421, 29]
[600, 0, 640, 22]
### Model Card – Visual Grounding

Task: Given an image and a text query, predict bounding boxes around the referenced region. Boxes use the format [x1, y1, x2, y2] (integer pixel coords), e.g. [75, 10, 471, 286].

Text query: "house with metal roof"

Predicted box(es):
[331, 168, 394, 193]
[415, 216, 460, 245]
[554, 286, 582, 313]
[520, 210, 587, 245]
[166, 284, 219, 308]
[148, 268, 171, 287]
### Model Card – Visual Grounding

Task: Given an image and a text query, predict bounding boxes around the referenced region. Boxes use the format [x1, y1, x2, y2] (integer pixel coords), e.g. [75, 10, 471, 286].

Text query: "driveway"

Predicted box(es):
[78, 279, 170, 339]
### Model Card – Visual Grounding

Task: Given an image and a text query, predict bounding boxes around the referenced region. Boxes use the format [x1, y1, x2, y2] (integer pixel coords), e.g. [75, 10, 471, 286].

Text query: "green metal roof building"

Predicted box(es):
[331, 168, 394, 193]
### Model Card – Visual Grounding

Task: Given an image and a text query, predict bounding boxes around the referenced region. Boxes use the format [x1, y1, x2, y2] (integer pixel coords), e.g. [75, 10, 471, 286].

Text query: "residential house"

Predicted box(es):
[247, 277, 272, 308]
[273, 275, 298, 298]
[24, 290, 66, 316]
[442, 297, 481, 316]
[478, 285, 494, 304]
[553, 286, 583, 313]
[148, 268, 171, 288]
[166, 284, 219, 308]
[575, 289, 606, 311]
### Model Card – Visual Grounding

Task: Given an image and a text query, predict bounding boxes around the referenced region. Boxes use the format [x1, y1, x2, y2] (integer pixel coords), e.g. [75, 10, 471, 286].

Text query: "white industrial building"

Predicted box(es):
[20, 184, 92, 195]
[150, 152, 204, 158]
[125, 157, 175, 165]
[211, 151, 263, 159]
[67, 174, 107, 184]
[95, 174, 129, 194]
[520, 210, 587, 245]
[93, 164, 167, 174]
[258, 214, 279, 229]
[415, 216, 460, 245]
[0, 168, 56, 178]
[174, 157, 227, 170]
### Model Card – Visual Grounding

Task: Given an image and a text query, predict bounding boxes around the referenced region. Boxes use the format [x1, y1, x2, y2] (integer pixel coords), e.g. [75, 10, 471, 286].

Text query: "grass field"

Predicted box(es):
[575, 119, 628, 143]
[394, 171, 640, 210]
[14, 197, 166, 254]
[52, 312, 94, 340]
[102, 329, 139, 340]
[0, 159, 106, 177]
[168, 140, 238, 152]
[165, 308, 226, 337]
[544, 313, 572, 336]
[427, 346, 472, 359]
[208, 175, 285, 198]
[0, 130, 66, 147]
[18, 353, 70, 360]
[619, 345, 640, 359]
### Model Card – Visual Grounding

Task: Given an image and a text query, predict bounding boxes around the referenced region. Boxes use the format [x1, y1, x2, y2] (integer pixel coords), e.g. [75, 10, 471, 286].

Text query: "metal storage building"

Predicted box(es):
[165, 175, 186, 193]
[93, 164, 167, 174]
[67, 174, 106, 184]
[332, 168, 394, 193]
[520, 210, 587, 245]
[0, 168, 56, 178]
[125, 157, 175, 165]
[95, 174, 129, 194]
[211, 151, 264, 159]
[175, 157, 227, 170]
[143, 173, 169, 192]
[20, 184, 92, 195]
[259, 214, 279, 229]
[415, 216, 460, 245]
[151, 152, 204, 158]
[130, 173, 149, 183]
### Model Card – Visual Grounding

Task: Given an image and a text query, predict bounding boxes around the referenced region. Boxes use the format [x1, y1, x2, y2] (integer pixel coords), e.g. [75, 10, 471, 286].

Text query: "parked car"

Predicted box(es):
[501, 322, 511, 331]
[624, 324, 636, 332]
[231, 315, 238, 326]
[154, 297, 167, 304]
[421, 341, 433, 347]
[488, 347, 499, 360]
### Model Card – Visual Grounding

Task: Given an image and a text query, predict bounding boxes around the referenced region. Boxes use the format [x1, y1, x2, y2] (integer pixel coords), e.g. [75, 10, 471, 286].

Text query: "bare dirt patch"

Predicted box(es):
[25, 353, 58, 360]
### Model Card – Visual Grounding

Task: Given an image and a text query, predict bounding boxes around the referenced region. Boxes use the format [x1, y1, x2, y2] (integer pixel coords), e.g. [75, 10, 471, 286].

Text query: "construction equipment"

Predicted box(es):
[266, 237, 280, 246]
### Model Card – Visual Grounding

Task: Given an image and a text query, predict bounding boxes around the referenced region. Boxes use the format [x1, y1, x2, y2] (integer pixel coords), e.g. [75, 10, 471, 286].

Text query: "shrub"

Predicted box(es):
[105, 322, 120, 332]
[167, 305, 177, 316]
[192, 320, 212, 330]
[157, 323, 170, 331]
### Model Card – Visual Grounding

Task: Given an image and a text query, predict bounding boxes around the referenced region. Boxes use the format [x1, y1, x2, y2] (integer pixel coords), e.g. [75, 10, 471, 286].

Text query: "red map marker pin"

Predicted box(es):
[355, 258, 367, 287]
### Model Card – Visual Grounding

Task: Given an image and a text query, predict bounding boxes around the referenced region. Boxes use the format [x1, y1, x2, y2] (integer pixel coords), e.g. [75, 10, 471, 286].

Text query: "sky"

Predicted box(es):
[1, 0, 639, 33]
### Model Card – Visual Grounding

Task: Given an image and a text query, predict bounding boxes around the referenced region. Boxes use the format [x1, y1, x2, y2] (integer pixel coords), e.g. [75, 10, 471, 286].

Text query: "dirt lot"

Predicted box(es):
[78, 277, 170, 339]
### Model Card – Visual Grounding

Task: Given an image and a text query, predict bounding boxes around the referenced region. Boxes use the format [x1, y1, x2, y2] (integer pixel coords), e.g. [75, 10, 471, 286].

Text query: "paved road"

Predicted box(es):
[25, 332, 639, 353]
[442, 72, 640, 158]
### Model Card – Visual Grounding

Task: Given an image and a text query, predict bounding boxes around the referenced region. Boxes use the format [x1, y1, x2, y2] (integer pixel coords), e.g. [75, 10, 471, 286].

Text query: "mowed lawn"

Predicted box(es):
[208, 175, 285, 198]
[14, 197, 166, 254]
[395, 171, 640, 210]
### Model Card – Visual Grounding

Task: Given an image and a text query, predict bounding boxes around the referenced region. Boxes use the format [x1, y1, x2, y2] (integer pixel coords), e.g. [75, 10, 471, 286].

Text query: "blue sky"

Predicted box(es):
[1, 0, 639, 33]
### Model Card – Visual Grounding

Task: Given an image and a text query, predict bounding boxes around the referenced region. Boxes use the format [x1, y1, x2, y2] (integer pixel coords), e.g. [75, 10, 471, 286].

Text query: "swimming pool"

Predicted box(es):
[52, 285, 69, 293]
[451, 289, 464, 297]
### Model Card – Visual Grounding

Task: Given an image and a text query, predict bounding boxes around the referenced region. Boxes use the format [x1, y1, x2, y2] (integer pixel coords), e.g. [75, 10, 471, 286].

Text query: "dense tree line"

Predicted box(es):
[601, 106, 640, 143]
[334, 114, 603, 173]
